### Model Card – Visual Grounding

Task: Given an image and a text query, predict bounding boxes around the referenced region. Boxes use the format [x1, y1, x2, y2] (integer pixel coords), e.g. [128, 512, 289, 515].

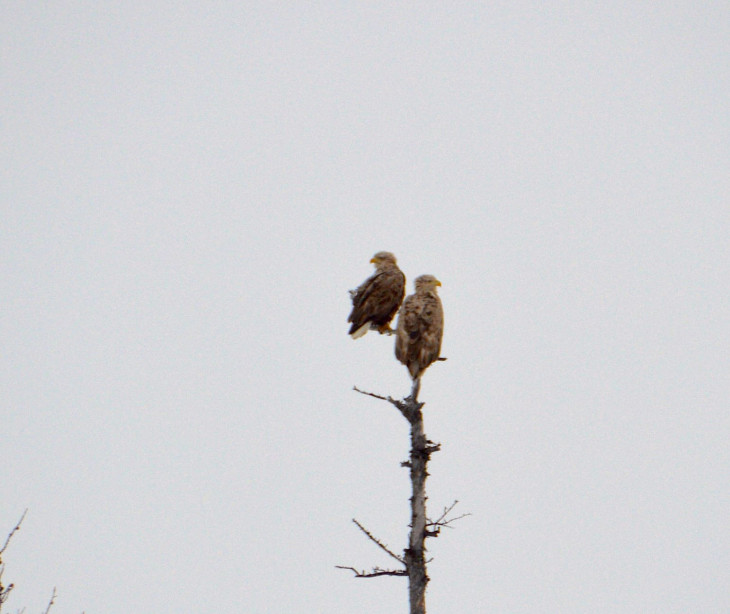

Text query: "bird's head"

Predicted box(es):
[370, 251, 398, 267]
[414, 274, 441, 293]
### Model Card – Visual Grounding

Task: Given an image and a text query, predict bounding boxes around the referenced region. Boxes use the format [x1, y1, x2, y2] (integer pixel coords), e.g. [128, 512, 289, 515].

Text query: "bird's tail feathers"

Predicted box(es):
[350, 323, 370, 339]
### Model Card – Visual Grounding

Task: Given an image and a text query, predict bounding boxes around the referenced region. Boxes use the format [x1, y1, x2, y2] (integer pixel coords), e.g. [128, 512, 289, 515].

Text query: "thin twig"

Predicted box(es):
[352, 385, 423, 423]
[352, 386, 397, 405]
[426, 500, 471, 530]
[433, 500, 459, 525]
[0, 582, 13, 609]
[427, 513, 471, 530]
[42, 587, 57, 614]
[352, 519, 404, 564]
[0, 510, 27, 556]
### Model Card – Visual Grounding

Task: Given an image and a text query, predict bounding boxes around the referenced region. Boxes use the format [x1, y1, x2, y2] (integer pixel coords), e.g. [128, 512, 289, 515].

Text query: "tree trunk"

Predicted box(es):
[405, 378, 428, 614]
[343, 379, 447, 613]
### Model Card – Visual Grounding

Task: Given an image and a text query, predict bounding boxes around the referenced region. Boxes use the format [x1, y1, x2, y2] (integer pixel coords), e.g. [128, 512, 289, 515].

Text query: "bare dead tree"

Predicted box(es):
[338, 379, 468, 614]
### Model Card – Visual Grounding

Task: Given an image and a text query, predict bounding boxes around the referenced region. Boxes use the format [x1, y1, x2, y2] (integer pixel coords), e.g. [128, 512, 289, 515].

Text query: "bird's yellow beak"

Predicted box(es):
[370, 257, 378, 264]
[435, 280, 442, 287]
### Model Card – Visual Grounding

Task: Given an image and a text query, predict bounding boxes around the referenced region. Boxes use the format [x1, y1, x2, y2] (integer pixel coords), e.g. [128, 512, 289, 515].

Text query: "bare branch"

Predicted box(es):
[1, 510, 28, 611]
[426, 500, 471, 533]
[352, 385, 425, 424]
[42, 588, 57, 614]
[424, 443, 441, 455]
[433, 512, 471, 528]
[336, 520, 408, 580]
[336, 566, 407, 578]
[352, 386, 402, 408]
[351, 519, 404, 564]
[0, 510, 27, 557]
[0, 580, 13, 609]
[432, 500, 459, 525]
[353, 385, 417, 422]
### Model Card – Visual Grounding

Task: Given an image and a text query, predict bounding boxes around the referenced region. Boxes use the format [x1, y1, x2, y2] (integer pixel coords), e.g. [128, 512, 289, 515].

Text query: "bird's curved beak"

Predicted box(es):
[370, 258, 378, 264]
[435, 280, 442, 287]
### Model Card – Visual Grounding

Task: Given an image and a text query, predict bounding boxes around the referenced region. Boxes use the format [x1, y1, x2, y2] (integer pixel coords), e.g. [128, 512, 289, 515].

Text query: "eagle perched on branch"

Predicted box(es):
[395, 275, 444, 380]
[348, 251, 406, 339]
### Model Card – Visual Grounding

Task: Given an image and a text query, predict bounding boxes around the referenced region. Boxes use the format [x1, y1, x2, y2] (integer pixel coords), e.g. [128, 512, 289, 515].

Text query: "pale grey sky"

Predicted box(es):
[2, 2, 729, 613]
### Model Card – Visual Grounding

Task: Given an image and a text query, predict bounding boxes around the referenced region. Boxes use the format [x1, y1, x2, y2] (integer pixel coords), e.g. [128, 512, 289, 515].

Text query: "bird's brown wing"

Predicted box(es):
[395, 294, 418, 361]
[417, 295, 443, 375]
[395, 293, 443, 379]
[348, 268, 405, 334]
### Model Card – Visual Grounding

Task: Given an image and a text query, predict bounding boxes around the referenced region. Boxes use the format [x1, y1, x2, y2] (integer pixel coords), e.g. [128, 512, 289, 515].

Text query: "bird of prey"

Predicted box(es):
[395, 275, 444, 379]
[348, 251, 406, 339]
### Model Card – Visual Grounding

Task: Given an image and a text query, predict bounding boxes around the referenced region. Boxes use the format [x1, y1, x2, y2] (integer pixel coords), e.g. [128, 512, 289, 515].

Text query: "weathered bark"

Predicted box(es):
[405, 379, 428, 614]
